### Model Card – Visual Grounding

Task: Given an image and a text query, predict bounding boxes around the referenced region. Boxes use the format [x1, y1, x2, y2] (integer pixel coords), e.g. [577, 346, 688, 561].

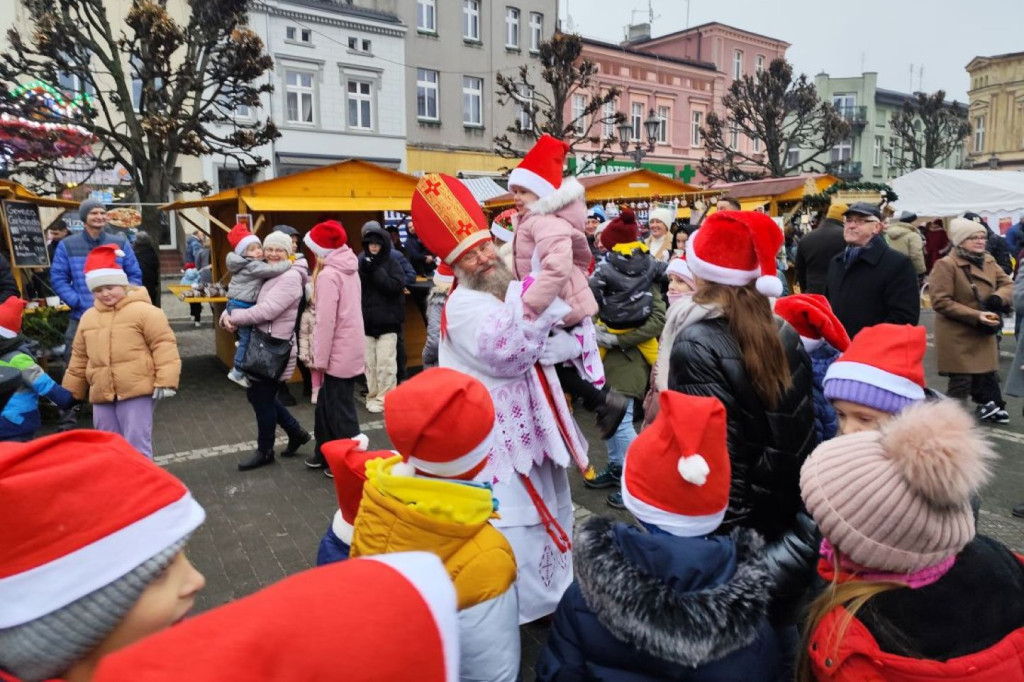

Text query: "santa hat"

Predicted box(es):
[0, 431, 205, 681]
[228, 222, 260, 257]
[92, 552, 460, 682]
[322, 435, 375, 546]
[412, 174, 491, 265]
[508, 134, 569, 199]
[303, 220, 348, 258]
[84, 243, 129, 291]
[665, 258, 694, 288]
[600, 208, 640, 251]
[490, 208, 517, 243]
[686, 210, 784, 297]
[433, 262, 454, 287]
[621, 391, 731, 537]
[824, 324, 927, 413]
[384, 367, 495, 479]
[0, 296, 26, 338]
[774, 294, 850, 353]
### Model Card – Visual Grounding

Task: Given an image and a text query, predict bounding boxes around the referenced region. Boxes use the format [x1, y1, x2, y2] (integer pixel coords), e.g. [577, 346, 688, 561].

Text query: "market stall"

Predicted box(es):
[701, 174, 839, 218]
[0, 179, 78, 296]
[891, 169, 1024, 231]
[161, 160, 427, 371]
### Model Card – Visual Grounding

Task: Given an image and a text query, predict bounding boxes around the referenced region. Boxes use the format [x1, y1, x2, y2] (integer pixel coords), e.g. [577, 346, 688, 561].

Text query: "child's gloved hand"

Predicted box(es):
[595, 328, 619, 348]
[540, 330, 582, 365]
[152, 387, 177, 400]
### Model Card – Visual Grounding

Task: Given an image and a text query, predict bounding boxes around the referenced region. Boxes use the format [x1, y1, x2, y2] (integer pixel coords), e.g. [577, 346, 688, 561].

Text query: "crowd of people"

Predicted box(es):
[3, 132, 1024, 680]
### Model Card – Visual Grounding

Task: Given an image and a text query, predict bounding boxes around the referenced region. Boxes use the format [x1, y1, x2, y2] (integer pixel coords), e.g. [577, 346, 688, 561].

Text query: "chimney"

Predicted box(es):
[624, 22, 650, 44]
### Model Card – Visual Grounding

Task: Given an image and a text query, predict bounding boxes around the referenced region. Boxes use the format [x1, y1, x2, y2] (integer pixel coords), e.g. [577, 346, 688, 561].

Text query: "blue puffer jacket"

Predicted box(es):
[50, 230, 143, 319]
[808, 342, 840, 442]
[0, 337, 75, 440]
[536, 517, 781, 682]
[315, 520, 351, 566]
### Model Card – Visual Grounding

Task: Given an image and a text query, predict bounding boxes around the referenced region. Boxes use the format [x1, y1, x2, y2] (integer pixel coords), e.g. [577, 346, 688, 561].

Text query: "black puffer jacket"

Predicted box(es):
[590, 246, 666, 327]
[358, 226, 406, 337]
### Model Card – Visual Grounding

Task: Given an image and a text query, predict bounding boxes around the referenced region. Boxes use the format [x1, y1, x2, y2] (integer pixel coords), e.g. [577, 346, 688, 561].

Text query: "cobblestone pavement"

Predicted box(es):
[40, 286, 1024, 676]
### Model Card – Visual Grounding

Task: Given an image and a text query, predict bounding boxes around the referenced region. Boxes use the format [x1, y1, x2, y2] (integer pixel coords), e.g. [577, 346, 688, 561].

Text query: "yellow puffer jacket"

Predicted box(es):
[350, 456, 517, 611]
[63, 287, 181, 404]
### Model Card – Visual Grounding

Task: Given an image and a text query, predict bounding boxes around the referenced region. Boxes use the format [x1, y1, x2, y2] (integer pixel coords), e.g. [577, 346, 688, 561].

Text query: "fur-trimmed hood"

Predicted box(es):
[527, 175, 586, 217]
[574, 517, 773, 668]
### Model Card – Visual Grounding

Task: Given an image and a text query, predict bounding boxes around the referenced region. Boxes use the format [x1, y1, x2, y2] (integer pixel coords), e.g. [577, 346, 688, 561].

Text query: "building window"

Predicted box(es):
[756, 55, 765, 74]
[786, 145, 800, 167]
[130, 55, 163, 112]
[463, 0, 480, 41]
[347, 79, 373, 130]
[832, 137, 852, 163]
[602, 99, 615, 139]
[833, 93, 855, 118]
[286, 26, 312, 43]
[417, 0, 436, 32]
[691, 110, 702, 147]
[57, 71, 95, 97]
[974, 115, 986, 152]
[728, 124, 739, 150]
[348, 37, 372, 54]
[285, 70, 315, 124]
[571, 94, 586, 134]
[416, 68, 439, 120]
[631, 102, 643, 140]
[656, 105, 669, 143]
[529, 12, 543, 52]
[873, 136, 883, 167]
[733, 50, 743, 79]
[462, 76, 483, 126]
[505, 7, 520, 48]
[516, 84, 534, 131]
[752, 136, 761, 153]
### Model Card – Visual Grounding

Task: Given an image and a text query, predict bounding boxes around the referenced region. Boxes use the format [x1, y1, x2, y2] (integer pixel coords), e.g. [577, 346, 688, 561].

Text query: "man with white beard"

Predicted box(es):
[411, 173, 588, 623]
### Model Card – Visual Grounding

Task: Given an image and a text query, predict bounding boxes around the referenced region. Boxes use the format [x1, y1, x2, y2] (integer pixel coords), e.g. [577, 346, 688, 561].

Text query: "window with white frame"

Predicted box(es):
[286, 26, 312, 43]
[347, 79, 373, 130]
[753, 136, 761, 153]
[631, 102, 643, 140]
[756, 55, 765, 74]
[517, 84, 534, 131]
[729, 124, 739, 150]
[974, 115, 986, 152]
[786, 145, 800, 168]
[506, 7, 520, 48]
[462, 76, 483, 126]
[733, 50, 743, 79]
[348, 37, 372, 54]
[529, 12, 543, 52]
[657, 105, 669, 143]
[571, 94, 586, 134]
[602, 99, 615, 138]
[463, 0, 480, 41]
[285, 70, 315, 124]
[873, 136, 883, 166]
[417, 68, 439, 120]
[57, 70, 95, 97]
[131, 56, 164, 112]
[691, 110, 702, 147]
[831, 137, 852, 163]
[417, 0, 436, 32]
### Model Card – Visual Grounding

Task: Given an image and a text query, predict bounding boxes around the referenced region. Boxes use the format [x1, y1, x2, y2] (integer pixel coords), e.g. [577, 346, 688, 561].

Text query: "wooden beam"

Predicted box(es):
[196, 207, 231, 233]
[252, 214, 266, 233]
[175, 211, 211, 237]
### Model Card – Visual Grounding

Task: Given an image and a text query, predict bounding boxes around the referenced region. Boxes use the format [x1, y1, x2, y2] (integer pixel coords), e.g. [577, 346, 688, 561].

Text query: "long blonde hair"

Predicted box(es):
[692, 281, 791, 408]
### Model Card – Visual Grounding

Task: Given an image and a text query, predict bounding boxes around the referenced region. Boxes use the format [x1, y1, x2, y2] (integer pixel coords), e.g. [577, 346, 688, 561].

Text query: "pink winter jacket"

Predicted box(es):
[512, 176, 598, 327]
[228, 259, 308, 381]
[311, 246, 365, 379]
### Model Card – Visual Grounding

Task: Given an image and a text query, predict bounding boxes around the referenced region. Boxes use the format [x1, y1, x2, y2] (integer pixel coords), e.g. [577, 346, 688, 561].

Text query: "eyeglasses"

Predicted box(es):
[844, 216, 879, 225]
[964, 235, 988, 242]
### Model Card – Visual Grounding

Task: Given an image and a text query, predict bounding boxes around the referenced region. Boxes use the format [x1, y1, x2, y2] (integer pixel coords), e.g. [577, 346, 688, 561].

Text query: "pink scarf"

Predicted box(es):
[818, 539, 956, 589]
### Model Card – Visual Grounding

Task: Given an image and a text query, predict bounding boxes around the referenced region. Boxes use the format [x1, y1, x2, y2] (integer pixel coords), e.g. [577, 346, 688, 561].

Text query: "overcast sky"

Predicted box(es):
[559, 0, 1022, 101]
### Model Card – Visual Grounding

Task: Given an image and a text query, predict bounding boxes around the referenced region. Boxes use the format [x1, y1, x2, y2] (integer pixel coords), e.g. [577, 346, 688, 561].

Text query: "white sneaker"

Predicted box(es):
[193, 321, 201, 328]
[227, 369, 251, 388]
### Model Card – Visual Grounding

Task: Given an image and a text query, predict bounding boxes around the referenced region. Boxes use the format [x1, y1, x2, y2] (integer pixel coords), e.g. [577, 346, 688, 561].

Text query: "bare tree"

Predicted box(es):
[0, 0, 278, 240]
[699, 58, 850, 182]
[889, 91, 971, 172]
[494, 32, 624, 175]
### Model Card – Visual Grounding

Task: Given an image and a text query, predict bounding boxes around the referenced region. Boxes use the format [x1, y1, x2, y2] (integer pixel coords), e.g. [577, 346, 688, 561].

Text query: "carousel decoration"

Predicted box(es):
[0, 80, 95, 161]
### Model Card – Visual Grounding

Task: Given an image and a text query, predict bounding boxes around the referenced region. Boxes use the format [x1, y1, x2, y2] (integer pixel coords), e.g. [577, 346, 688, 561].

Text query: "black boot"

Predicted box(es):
[238, 449, 275, 472]
[594, 389, 629, 440]
[281, 430, 312, 457]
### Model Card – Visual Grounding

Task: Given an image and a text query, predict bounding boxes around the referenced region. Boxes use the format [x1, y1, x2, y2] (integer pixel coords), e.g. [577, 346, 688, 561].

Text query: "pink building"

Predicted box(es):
[569, 22, 789, 184]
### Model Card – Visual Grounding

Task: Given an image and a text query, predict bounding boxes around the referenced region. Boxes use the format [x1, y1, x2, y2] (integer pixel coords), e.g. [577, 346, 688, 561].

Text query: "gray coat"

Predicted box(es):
[225, 252, 291, 303]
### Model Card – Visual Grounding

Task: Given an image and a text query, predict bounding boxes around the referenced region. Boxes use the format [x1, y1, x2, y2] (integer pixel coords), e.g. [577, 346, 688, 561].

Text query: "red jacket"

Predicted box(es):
[809, 606, 1024, 681]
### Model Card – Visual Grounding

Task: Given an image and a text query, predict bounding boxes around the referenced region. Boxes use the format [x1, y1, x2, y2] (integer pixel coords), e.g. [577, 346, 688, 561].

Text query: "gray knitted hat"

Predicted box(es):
[78, 198, 106, 222]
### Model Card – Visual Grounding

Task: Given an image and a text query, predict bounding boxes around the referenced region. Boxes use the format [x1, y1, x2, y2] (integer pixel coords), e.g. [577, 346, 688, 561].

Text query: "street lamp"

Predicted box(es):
[617, 108, 660, 168]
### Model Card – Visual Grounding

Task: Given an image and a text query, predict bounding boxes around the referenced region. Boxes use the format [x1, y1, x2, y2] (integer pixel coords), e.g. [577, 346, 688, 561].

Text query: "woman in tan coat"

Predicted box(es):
[929, 217, 1013, 423]
[63, 244, 180, 457]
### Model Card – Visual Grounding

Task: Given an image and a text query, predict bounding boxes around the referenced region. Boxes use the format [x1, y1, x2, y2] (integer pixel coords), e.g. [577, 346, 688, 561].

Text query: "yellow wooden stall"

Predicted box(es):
[161, 160, 426, 372]
[703, 174, 839, 217]
[0, 180, 78, 296]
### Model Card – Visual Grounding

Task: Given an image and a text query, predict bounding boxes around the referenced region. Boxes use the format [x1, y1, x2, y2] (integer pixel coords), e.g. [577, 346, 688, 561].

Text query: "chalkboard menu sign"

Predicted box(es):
[2, 201, 49, 268]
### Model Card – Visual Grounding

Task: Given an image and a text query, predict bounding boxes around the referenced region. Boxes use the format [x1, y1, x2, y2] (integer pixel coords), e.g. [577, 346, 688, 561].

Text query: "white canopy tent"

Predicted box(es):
[891, 169, 1024, 231]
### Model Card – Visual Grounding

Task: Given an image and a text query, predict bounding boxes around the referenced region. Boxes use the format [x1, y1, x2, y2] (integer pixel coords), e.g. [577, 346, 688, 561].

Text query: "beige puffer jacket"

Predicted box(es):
[64, 287, 181, 403]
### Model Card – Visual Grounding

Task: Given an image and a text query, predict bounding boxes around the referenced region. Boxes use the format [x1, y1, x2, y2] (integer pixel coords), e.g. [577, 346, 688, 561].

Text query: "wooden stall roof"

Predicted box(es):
[160, 159, 420, 212]
[710, 174, 838, 204]
[0, 180, 78, 208]
[484, 168, 713, 210]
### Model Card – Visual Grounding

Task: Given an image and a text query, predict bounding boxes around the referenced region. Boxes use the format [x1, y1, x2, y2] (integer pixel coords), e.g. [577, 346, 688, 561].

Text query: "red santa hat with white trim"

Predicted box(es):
[322, 434, 376, 546]
[621, 391, 731, 537]
[411, 174, 491, 265]
[84, 243, 129, 291]
[432, 261, 455, 287]
[92, 552, 461, 682]
[685, 210, 784, 297]
[0, 296, 26, 339]
[824, 324, 927, 414]
[774, 293, 851, 353]
[0, 431, 205, 682]
[227, 222, 261, 257]
[384, 367, 495, 480]
[303, 219, 348, 259]
[508, 134, 570, 199]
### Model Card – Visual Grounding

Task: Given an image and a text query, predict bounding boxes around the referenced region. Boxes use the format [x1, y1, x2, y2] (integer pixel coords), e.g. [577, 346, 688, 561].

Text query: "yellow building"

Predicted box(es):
[966, 51, 1024, 171]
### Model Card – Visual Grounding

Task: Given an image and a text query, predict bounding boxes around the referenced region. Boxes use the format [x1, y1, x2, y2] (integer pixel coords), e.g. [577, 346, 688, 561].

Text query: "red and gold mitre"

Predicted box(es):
[411, 173, 491, 265]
